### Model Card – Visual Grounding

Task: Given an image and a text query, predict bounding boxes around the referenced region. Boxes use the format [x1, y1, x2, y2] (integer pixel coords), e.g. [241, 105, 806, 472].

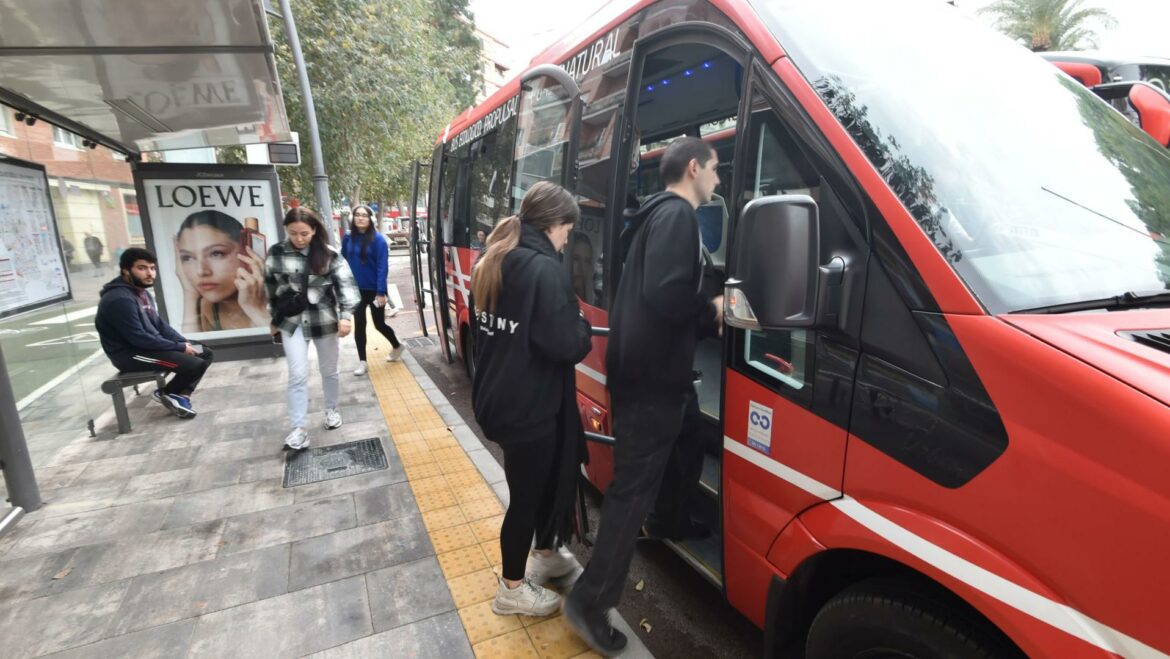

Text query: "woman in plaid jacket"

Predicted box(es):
[265, 207, 361, 450]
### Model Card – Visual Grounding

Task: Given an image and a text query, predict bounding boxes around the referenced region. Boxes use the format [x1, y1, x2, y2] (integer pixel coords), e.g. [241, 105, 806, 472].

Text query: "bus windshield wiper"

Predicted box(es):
[1015, 291, 1170, 314]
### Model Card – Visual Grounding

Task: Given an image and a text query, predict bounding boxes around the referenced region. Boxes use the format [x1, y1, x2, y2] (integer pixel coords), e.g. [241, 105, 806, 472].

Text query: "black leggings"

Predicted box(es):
[500, 435, 558, 581]
[354, 289, 400, 360]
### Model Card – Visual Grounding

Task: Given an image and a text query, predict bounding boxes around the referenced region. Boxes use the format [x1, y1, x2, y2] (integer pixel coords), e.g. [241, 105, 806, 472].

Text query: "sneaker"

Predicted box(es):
[562, 594, 628, 657]
[324, 408, 343, 430]
[386, 346, 405, 362]
[283, 428, 310, 451]
[526, 547, 581, 585]
[386, 306, 400, 318]
[353, 361, 369, 376]
[153, 389, 196, 419]
[492, 578, 561, 617]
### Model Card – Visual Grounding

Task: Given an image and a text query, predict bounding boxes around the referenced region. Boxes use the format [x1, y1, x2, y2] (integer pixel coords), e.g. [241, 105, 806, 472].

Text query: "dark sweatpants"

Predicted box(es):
[354, 289, 400, 360]
[110, 346, 214, 396]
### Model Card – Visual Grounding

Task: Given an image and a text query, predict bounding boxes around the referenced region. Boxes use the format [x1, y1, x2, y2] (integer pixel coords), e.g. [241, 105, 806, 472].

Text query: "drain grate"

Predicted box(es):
[404, 336, 437, 348]
[283, 437, 388, 487]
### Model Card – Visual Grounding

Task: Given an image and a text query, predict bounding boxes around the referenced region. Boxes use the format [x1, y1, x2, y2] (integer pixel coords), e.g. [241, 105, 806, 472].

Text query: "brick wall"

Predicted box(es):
[0, 108, 134, 184]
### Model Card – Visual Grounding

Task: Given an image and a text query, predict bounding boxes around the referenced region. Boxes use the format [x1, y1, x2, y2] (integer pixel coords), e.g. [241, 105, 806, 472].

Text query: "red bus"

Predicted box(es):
[414, 0, 1170, 655]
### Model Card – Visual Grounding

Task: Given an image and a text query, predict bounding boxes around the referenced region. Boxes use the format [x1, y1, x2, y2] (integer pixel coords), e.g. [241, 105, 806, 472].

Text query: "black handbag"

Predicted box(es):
[275, 271, 310, 318]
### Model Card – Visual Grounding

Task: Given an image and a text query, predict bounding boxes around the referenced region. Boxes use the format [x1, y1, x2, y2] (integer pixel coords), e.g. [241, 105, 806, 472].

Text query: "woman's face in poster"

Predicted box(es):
[178, 225, 240, 304]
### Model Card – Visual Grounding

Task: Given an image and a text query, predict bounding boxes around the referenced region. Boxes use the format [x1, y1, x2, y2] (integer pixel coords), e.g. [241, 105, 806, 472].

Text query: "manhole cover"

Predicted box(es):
[283, 437, 388, 487]
[404, 336, 436, 348]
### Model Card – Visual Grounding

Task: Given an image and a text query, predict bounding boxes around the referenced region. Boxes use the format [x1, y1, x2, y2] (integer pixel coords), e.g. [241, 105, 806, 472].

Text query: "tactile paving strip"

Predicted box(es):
[282, 437, 387, 487]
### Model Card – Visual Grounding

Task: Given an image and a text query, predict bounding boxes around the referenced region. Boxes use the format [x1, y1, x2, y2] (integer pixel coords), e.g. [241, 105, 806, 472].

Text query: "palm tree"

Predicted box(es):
[977, 0, 1116, 52]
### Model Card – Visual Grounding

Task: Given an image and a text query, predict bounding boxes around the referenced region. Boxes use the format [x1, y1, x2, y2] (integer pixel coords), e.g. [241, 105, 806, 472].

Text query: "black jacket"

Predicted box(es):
[95, 277, 188, 357]
[606, 191, 717, 399]
[472, 223, 592, 444]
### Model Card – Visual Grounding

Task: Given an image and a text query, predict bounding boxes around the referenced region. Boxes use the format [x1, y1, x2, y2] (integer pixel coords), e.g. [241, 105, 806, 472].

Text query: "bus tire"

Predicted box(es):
[805, 577, 1022, 659]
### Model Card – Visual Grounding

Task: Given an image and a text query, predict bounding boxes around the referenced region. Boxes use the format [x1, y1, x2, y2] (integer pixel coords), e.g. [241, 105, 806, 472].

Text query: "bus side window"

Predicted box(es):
[469, 121, 516, 247]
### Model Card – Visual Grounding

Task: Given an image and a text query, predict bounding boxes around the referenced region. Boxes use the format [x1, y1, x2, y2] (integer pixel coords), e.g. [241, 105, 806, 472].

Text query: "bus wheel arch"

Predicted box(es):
[765, 549, 1025, 658]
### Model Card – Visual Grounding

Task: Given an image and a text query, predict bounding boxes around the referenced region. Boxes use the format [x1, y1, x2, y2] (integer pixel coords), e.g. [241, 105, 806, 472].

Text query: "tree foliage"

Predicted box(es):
[270, 0, 482, 208]
[978, 0, 1115, 52]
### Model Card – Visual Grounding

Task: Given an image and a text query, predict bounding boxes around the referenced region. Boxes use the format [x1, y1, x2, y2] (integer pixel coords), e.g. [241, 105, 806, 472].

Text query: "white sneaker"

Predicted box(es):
[491, 578, 560, 616]
[386, 346, 405, 362]
[283, 428, 310, 451]
[353, 361, 368, 376]
[324, 408, 343, 430]
[386, 306, 400, 318]
[525, 547, 581, 585]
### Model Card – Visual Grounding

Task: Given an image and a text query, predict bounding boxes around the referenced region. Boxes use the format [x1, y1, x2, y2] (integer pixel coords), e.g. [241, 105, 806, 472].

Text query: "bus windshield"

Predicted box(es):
[755, 0, 1170, 314]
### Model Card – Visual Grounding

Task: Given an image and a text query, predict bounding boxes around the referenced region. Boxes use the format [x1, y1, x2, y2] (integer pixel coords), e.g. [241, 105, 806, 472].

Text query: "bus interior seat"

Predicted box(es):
[698, 192, 729, 270]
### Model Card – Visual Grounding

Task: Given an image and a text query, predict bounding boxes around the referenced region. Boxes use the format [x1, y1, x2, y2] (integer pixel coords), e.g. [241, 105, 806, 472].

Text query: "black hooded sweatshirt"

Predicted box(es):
[472, 223, 593, 444]
[607, 191, 717, 399]
[95, 277, 188, 357]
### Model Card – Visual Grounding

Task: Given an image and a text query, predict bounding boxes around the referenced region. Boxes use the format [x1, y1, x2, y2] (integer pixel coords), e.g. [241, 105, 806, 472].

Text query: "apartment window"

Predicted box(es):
[53, 126, 85, 149]
[0, 108, 12, 136]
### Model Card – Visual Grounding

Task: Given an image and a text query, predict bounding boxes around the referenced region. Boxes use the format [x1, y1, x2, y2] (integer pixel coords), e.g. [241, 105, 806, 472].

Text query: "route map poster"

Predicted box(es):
[0, 158, 71, 319]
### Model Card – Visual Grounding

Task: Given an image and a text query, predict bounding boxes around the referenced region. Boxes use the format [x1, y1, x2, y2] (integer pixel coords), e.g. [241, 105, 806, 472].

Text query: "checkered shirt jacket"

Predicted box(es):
[264, 241, 361, 338]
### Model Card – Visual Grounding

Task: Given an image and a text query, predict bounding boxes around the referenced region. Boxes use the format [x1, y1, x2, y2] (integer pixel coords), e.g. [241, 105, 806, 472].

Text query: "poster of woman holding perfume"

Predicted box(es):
[174, 210, 269, 333]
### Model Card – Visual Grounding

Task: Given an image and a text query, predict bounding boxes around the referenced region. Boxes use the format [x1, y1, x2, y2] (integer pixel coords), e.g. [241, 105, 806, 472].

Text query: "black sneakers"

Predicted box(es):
[562, 594, 628, 657]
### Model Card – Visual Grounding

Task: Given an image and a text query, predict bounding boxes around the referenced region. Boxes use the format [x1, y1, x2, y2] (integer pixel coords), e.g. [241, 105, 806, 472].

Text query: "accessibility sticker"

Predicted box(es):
[747, 401, 773, 455]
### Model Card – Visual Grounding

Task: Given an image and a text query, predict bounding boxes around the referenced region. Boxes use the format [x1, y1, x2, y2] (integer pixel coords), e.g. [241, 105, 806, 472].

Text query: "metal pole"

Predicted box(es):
[0, 345, 41, 512]
[277, 0, 335, 243]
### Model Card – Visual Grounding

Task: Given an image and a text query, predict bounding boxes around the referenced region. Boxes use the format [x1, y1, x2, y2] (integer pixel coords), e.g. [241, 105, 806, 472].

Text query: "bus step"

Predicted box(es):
[699, 453, 721, 498]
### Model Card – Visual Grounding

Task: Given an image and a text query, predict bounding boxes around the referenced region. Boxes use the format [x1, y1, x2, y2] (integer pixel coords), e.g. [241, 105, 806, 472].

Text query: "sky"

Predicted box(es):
[468, 0, 1170, 66]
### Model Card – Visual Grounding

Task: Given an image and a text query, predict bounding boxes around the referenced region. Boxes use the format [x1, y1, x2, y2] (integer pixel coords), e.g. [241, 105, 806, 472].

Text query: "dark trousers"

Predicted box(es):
[354, 289, 400, 360]
[111, 346, 215, 396]
[648, 390, 705, 534]
[499, 434, 558, 580]
[569, 391, 689, 611]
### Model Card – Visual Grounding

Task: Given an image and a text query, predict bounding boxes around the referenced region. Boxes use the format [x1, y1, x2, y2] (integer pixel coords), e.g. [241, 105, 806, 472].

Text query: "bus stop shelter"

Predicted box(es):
[0, 0, 291, 530]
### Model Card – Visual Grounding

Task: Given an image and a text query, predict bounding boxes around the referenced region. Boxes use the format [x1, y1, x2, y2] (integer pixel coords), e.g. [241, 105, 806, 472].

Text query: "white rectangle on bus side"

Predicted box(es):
[747, 401, 773, 455]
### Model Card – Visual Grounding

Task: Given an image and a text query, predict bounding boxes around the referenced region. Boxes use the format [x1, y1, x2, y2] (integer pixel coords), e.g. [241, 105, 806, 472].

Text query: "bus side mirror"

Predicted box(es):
[1129, 84, 1170, 147]
[725, 195, 821, 330]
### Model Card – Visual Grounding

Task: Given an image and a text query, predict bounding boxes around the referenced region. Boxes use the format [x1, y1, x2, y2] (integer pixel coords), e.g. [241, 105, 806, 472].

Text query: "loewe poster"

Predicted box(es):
[136, 164, 282, 341]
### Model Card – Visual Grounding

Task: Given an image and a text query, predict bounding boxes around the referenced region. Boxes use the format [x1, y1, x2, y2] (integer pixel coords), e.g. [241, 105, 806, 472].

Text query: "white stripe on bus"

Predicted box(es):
[722, 436, 840, 500]
[575, 363, 606, 386]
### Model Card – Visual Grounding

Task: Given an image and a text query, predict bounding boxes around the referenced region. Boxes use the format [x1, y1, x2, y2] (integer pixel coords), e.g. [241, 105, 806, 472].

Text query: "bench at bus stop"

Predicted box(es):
[100, 370, 168, 434]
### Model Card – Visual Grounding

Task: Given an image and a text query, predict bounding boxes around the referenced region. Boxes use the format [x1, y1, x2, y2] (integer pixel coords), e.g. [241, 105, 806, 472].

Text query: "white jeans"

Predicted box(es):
[282, 326, 340, 429]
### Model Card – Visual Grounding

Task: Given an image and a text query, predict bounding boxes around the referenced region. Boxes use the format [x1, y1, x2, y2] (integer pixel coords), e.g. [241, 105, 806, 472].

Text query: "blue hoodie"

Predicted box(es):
[341, 230, 389, 295]
[95, 277, 188, 357]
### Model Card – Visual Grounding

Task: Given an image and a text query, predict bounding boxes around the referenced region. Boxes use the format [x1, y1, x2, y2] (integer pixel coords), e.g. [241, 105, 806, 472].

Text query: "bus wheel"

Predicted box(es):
[805, 577, 1022, 659]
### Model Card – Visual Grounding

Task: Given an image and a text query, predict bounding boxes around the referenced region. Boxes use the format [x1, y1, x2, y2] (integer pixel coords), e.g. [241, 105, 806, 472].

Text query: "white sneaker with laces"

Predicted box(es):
[283, 428, 310, 451]
[525, 547, 581, 585]
[324, 408, 343, 430]
[491, 578, 561, 616]
[386, 306, 400, 318]
[386, 346, 405, 362]
[353, 361, 368, 376]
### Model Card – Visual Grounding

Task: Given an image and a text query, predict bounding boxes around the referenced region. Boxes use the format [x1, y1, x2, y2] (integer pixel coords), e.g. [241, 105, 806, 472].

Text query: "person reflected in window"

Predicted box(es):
[470, 181, 592, 618]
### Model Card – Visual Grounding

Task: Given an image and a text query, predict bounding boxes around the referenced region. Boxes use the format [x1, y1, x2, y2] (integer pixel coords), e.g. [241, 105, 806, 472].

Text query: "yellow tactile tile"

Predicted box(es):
[438, 543, 490, 579]
[411, 475, 453, 497]
[396, 441, 431, 458]
[415, 488, 461, 512]
[426, 435, 461, 451]
[449, 567, 501, 608]
[422, 504, 468, 532]
[526, 616, 591, 659]
[473, 628, 540, 659]
[445, 469, 485, 488]
[480, 539, 502, 566]
[399, 450, 438, 468]
[439, 457, 477, 474]
[430, 524, 480, 554]
[470, 514, 504, 542]
[456, 483, 496, 505]
[460, 600, 524, 645]
[461, 496, 505, 522]
[422, 427, 455, 440]
[403, 461, 444, 480]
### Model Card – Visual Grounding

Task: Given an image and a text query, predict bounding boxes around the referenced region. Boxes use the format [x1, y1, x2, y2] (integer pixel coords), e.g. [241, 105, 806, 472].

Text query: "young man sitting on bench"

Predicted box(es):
[95, 247, 213, 419]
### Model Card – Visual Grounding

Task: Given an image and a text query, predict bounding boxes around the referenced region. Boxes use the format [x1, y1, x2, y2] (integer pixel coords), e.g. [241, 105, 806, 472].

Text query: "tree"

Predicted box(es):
[978, 0, 1115, 52]
[270, 0, 482, 210]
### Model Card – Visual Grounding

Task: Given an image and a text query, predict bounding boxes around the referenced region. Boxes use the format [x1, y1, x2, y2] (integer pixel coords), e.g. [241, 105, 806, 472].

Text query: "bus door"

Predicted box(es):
[429, 143, 454, 363]
[408, 158, 432, 338]
[512, 64, 582, 200]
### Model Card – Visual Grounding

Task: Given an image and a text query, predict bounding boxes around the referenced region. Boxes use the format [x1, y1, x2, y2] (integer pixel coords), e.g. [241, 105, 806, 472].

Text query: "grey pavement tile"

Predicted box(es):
[0, 546, 99, 603]
[491, 480, 511, 507]
[73, 520, 226, 585]
[194, 435, 284, 465]
[236, 454, 286, 484]
[35, 480, 128, 519]
[467, 448, 506, 485]
[47, 434, 157, 466]
[290, 458, 406, 503]
[0, 580, 130, 657]
[138, 446, 203, 475]
[366, 556, 455, 632]
[163, 480, 295, 530]
[123, 461, 245, 500]
[435, 403, 462, 425]
[0, 518, 38, 559]
[309, 611, 473, 659]
[111, 544, 290, 636]
[67, 454, 150, 487]
[42, 619, 196, 659]
[218, 494, 356, 556]
[353, 482, 417, 526]
[424, 388, 448, 407]
[187, 575, 371, 659]
[450, 424, 484, 452]
[313, 420, 390, 447]
[212, 403, 280, 426]
[32, 463, 88, 490]
[6, 499, 173, 559]
[203, 419, 274, 443]
[288, 514, 432, 591]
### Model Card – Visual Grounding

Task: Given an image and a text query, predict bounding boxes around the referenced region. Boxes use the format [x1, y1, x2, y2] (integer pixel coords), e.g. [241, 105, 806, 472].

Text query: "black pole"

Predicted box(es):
[0, 345, 41, 511]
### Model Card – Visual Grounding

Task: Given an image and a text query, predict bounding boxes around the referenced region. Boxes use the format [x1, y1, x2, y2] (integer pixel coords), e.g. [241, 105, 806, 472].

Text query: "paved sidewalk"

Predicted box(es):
[0, 324, 651, 658]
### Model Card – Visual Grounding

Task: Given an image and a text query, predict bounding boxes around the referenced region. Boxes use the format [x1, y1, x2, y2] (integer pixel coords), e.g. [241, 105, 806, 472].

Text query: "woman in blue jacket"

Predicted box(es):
[342, 204, 403, 376]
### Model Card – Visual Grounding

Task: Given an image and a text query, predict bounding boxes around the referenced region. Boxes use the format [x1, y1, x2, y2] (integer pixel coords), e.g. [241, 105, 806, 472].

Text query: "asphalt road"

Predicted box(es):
[385, 250, 764, 658]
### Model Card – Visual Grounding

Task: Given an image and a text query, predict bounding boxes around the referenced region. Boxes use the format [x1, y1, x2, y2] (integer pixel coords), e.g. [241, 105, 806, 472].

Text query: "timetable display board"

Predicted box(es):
[0, 158, 71, 319]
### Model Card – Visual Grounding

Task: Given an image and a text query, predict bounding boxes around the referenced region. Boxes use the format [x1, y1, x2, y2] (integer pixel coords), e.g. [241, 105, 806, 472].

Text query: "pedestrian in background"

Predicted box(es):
[342, 204, 403, 377]
[265, 207, 360, 451]
[470, 181, 593, 617]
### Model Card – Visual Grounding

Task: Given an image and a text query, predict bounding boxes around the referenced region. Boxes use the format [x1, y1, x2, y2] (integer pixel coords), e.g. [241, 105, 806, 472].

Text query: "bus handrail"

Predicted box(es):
[590, 326, 609, 337]
[584, 431, 615, 446]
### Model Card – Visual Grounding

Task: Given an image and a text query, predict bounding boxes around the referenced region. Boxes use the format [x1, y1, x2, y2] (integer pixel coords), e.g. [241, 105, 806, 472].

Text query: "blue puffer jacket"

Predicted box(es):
[341, 230, 388, 295]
